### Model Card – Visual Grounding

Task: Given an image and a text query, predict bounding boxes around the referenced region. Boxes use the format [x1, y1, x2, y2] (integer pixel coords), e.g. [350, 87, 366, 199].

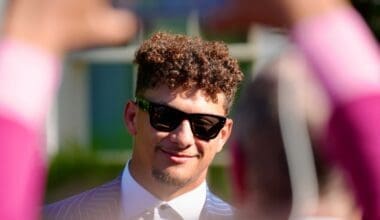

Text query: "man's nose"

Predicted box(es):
[170, 119, 195, 148]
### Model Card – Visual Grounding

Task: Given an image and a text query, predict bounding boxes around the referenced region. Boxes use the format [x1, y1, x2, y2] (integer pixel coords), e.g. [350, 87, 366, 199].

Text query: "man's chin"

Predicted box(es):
[152, 169, 190, 187]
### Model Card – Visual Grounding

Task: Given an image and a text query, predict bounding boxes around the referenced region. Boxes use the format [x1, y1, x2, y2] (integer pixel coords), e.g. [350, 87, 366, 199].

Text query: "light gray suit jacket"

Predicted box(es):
[43, 176, 235, 220]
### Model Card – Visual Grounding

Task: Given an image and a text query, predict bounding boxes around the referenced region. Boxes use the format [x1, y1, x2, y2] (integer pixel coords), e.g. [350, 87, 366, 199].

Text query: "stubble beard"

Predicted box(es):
[152, 168, 191, 187]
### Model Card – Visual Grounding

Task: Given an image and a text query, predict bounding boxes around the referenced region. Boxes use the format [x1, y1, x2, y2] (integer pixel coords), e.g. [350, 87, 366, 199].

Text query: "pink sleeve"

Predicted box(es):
[326, 96, 380, 220]
[291, 7, 380, 105]
[0, 39, 61, 220]
[0, 39, 61, 129]
[0, 116, 45, 220]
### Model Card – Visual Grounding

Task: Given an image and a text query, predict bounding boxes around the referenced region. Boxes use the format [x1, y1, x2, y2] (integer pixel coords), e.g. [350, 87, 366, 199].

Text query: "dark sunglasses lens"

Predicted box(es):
[149, 104, 183, 131]
[143, 99, 226, 141]
[191, 115, 225, 140]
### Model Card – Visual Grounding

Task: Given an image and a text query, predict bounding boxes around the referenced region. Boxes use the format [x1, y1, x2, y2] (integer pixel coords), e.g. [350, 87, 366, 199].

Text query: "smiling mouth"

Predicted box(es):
[158, 148, 199, 163]
[159, 148, 197, 158]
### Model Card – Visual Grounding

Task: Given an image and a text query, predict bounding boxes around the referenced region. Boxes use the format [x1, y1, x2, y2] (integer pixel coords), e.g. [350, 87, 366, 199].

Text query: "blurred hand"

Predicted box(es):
[209, 0, 348, 30]
[3, 0, 138, 55]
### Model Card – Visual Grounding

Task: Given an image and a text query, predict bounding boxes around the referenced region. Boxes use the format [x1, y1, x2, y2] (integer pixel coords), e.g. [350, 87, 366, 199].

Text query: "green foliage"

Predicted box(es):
[45, 146, 127, 203]
[352, 0, 380, 40]
[208, 165, 233, 202]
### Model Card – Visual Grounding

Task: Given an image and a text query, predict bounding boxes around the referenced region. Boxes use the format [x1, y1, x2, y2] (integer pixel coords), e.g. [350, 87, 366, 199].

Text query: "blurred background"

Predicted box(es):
[9, 0, 373, 204]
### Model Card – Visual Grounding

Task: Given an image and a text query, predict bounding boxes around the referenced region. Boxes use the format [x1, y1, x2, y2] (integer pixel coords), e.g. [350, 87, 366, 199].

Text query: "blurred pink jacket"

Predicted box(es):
[0, 40, 60, 220]
[293, 7, 380, 220]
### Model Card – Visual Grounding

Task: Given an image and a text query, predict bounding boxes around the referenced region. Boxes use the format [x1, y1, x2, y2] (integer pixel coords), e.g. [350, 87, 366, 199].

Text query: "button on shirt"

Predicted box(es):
[120, 162, 207, 220]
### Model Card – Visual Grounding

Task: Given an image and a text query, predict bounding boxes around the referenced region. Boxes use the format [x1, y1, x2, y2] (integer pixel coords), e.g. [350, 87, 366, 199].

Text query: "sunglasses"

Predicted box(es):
[135, 97, 227, 141]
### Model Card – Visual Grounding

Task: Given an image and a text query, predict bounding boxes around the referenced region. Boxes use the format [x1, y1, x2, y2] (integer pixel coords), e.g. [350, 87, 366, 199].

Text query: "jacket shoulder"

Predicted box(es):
[43, 177, 121, 220]
[200, 189, 235, 220]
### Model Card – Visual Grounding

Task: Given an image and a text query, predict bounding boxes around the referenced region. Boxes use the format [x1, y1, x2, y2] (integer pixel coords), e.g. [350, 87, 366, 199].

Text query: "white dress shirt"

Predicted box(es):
[120, 161, 207, 220]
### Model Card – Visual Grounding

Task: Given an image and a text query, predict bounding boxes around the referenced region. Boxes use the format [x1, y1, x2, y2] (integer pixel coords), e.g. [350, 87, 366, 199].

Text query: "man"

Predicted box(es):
[44, 32, 244, 220]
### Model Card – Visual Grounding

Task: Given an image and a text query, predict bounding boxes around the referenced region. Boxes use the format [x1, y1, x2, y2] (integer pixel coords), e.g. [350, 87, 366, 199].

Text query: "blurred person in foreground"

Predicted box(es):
[0, 0, 137, 219]
[43, 32, 244, 220]
[232, 51, 361, 219]
[211, 0, 380, 219]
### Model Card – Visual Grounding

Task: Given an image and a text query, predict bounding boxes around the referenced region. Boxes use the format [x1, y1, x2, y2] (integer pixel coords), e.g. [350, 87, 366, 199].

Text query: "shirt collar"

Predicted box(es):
[167, 181, 206, 219]
[121, 161, 207, 219]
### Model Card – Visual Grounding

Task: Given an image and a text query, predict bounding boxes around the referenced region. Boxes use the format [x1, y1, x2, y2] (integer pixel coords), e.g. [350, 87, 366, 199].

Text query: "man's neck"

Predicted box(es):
[128, 161, 207, 201]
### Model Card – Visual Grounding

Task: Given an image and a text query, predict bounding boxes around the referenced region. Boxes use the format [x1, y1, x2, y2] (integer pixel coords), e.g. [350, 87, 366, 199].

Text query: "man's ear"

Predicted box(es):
[216, 118, 233, 153]
[124, 101, 138, 135]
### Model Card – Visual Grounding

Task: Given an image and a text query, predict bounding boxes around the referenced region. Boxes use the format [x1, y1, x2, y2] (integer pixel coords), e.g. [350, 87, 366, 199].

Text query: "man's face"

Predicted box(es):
[124, 85, 232, 196]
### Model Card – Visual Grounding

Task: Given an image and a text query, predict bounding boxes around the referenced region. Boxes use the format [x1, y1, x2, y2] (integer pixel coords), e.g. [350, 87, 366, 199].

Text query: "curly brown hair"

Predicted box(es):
[134, 32, 244, 114]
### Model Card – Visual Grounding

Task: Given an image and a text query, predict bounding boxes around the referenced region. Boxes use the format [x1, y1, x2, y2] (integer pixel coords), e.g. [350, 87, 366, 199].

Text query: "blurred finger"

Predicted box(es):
[91, 9, 138, 45]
